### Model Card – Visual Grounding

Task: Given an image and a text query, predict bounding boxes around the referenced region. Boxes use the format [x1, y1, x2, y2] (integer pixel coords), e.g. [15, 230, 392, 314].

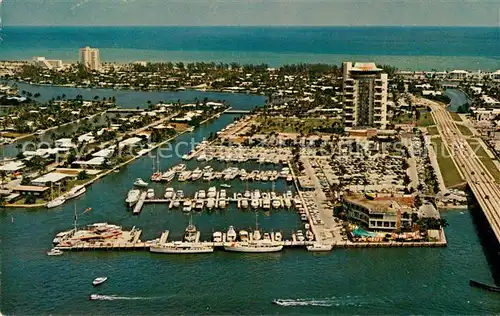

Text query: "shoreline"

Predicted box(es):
[3, 109, 224, 209]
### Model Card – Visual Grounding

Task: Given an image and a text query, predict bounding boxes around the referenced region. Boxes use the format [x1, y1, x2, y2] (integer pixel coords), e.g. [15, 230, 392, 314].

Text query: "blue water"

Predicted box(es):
[1, 26, 499, 70]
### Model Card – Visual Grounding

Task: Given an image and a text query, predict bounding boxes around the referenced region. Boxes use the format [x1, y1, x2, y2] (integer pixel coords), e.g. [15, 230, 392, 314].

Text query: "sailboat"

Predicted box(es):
[151, 154, 162, 182]
[47, 183, 66, 208]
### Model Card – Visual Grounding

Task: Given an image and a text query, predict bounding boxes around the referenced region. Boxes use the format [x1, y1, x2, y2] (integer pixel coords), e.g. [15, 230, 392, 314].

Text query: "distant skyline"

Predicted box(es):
[3, 0, 500, 27]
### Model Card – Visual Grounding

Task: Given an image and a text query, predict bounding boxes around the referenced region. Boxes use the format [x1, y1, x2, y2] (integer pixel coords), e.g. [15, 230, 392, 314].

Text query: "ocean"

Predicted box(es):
[0, 26, 499, 70]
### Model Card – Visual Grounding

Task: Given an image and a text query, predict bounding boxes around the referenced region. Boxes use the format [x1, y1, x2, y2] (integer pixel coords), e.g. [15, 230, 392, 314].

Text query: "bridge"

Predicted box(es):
[425, 98, 500, 245]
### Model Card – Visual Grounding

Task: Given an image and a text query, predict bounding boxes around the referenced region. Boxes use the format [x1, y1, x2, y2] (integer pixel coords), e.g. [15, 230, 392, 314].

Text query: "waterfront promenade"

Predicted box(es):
[426, 98, 500, 243]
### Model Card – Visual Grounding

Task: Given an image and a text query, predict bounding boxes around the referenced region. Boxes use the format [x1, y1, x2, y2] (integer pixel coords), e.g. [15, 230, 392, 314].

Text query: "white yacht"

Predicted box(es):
[206, 198, 215, 209]
[173, 164, 187, 172]
[220, 183, 231, 188]
[218, 199, 226, 208]
[306, 230, 314, 241]
[202, 171, 213, 181]
[239, 230, 249, 242]
[207, 187, 217, 198]
[172, 200, 181, 208]
[198, 190, 206, 199]
[306, 243, 333, 252]
[244, 190, 251, 198]
[184, 221, 198, 242]
[190, 168, 203, 181]
[240, 199, 249, 208]
[65, 185, 86, 200]
[296, 230, 305, 241]
[195, 200, 204, 210]
[125, 189, 141, 206]
[219, 189, 227, 199]
[46, 248, 64, 256]
[226, 226, 237, 242]
[272, 198, 281, 209]
[164, 187, 175, 199]
[262, 197, 271, 209]
[176, 190, 184, 199]
[47, 196, 66, 209]
[213, 231, 223, 242]
[182, 200, 192, 212]
[146, 188, 155, 199]
[224, 241, 283, 253]
[133, 178, 148, 187]
[92, 277, 108, 286]
[274, 232, 283, 242]
[161, 170, 176, 182]
[251, 198, 259, 209]
[150, 242, 214, 254]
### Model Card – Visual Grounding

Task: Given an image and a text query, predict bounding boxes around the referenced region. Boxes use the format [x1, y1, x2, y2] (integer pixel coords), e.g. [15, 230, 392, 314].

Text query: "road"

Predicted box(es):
[421, 97, 500, 242]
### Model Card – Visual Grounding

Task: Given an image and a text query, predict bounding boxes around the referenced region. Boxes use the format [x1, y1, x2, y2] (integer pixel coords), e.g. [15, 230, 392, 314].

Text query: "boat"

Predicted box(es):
[151, 171, 163, 182]
[239, 230, 249, 242]
[251, 199, 259, 208]
[89, 294, 109, 300]
[306, 243, 332, 252]
[92, 277, 108, 286]
[161, 170, 176, 182]
[253, 230, 261, 241]
[126, 189, 141, 206]
[176, 190, 184, 199]
[306, 230, 315, 241]
[172, 200, 180, 208]
[184, 219, 198, 242]
[224, 241, 283, 253]
[296, 230, 305, 241]
[214, 172, 223, 180]
[213, 231, 223, 242]
[286, 175, 293, 182]
[206, 198, 215, 209]
[272, 198, 281, 208]
[46, 248, 63, 256]
[244, 190, 251, 198]
[172, 164, 186, 172]
[182, 200, 192, 212]
[181, 154, 190, 160]
[198, 190, 206, 199]
[47, 196, 66, 208]
[220, 184, 231, 188]
[146, 188, 155, 199]
[190, 168, 203, 181]
[207, 187, 217, 198]
[150, 242, 214, 254]
[194, 200, 204, 210]
[133, 178, 148, 187]
[178, 171, 192, 182]
[164, 187, 175, 199]
[202, 171, 213, 181]
[227, 226, 237, 242]
[65, 185, 86, 200]
[218, 199, 226, 208]
[219, 189, 227, 199]
[262, 198, 271, 209]
[241, 199, 249, 208]
[469, 280, 500, 292]
[274, 232, 283, 242]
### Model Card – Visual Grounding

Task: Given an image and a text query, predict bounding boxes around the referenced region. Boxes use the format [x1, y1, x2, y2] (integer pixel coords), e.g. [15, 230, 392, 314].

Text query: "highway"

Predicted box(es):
[422, 98, 500, 243]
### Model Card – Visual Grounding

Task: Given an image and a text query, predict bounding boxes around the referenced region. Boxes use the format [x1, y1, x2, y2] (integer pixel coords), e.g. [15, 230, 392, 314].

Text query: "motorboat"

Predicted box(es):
[133, 178, 148, 187]
[146, 188, 155, 199]
[263, 232, 271, 241]
[172, 200, 180, 208]
[176, 190, 184, 199]
[218, 199, 226, 208]
[184, 222, 198, 242]
[274, 232, 283, 242]
[220, 183, 231, 188]
[306, 243, 332, 252]
[206, 198, 216, 209]
[47, 196, 66, 209]
[251, 199, 259, 209]
[89, 294, 109, 300]
[262, 198, 271, 209]
[194, 200, 204, 210]
[286, 175, 293, 182]
[253, 230, 262, 241]
[198, 190, 206, 199]
[182, 200, 192, 212]
[214, 172, 223, 180]
[46, 248, 63, 256]
[150, 242, 214, 254]
[202, 171, 213, 181]
[306, 230, 315, 241]
[207, 187, 217, 198]
[227, 226, 237, 242]
[172, 164, 186, 172]
[241, 199, 249, 208]
[178, 171, 192, 182]
[92, 277, 108, 286]
[244, 190, 251, 198]
[164, 187, 175, 199]
[161, 170, 176, 182]
[65, 185, 86, 200]
[125, 189, 141, 206]
[239, 230, 249, 242]
[296, 230, 305, 241]
[151, 171, 163, 182]
[219, 189, 227, 199]
[190, 168, 203, 181]
[213, 231, 223, 242]
[272, 198, 281, 208]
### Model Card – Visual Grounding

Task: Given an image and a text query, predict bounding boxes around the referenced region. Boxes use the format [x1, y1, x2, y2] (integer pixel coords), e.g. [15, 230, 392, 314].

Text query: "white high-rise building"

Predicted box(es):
[342, 62, 388, 129]
[32, 57, 63, 70]
[79, 46, 101, 71]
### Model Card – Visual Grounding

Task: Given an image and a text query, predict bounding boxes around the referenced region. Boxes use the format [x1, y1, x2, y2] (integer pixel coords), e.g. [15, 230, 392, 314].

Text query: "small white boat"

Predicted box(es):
[173, 200, 181, 208]
[126, 189, 141, 206]
[146, 188, 155, 199]
[227, 226, 237, 242]
[213, 231, 223, 242]
[133, 178, 148, 187]
[65, 185, 86, 200]
[182, 200, 192, 212]
[206, 198, 216, 209]
[47, 196, 66, 208]
[161, 171, 176, 182]
[274, 232, 283, 242]
[46, 248, 63, 256]
[92, 277, 108, 286]
[220, 184, 231, 188]
[241, 199, 249, 208]
[164, 187, 175, 199]
[306, 243, 333, 252]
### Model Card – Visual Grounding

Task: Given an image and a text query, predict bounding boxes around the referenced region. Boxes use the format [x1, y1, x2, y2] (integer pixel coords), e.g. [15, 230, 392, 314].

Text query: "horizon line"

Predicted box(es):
[3, 24, 498, 28]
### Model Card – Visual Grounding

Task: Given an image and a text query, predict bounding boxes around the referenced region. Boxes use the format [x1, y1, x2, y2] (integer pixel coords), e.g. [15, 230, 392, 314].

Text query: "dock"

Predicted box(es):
[133, 192, 148, 215]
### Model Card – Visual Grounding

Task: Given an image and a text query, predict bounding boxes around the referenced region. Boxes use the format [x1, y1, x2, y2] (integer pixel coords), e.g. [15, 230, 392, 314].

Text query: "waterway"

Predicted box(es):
[1, 84, 499, 314]
[444, 89, 470, 112]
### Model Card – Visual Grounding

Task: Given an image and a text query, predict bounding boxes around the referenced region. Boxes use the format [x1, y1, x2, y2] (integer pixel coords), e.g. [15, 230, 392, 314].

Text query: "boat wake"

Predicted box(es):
[273, 296, 386, 307]
[90, 294, 162, 301]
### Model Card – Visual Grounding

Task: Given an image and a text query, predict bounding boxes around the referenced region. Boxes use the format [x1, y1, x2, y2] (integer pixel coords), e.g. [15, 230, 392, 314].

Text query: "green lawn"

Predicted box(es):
[456, 124, 473, 136]
[449, 112, 463, 122]
[391, 114, 414, 124]
[467, 139, 500, 182]
[432, 137, 464, 187]
[427, 126, 439, 135]
[417, 113, 435, 127]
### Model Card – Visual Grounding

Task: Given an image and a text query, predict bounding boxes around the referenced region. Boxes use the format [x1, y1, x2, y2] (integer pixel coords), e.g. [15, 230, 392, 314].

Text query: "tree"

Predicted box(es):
[77, 170, 89, 180]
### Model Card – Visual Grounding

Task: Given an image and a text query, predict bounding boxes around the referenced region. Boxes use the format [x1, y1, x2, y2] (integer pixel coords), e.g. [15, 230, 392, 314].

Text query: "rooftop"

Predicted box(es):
[352, 62, 382, 72]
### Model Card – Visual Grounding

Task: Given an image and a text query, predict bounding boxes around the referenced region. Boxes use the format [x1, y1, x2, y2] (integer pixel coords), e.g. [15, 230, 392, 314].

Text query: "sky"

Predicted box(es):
[3, 0, 500, 27]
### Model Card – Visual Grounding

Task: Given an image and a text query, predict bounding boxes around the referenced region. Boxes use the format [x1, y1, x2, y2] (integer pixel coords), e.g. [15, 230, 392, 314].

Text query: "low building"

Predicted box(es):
[0, 161, 25, 174]
[31, 172, 72, 186]
[32, 56, 63, 70]
[12, 185, 50, 198]
[342, 195, 415, 231]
